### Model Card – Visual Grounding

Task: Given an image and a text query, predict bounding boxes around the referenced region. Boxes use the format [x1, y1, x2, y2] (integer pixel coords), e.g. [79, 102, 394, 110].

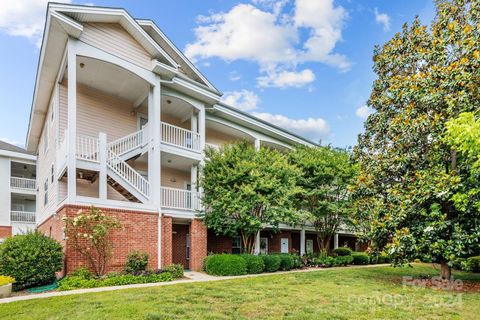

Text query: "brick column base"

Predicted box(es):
[190, 219, 207, 271]
[0, 226, 12, 239]
[161, 215, 173, 267]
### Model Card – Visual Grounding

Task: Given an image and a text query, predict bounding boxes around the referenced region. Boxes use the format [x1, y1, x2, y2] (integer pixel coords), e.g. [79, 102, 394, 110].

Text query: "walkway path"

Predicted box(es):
[0, 264, 389, 304]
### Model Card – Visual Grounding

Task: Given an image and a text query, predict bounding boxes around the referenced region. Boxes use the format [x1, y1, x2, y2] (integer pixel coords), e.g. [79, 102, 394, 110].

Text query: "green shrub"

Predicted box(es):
[276, 254, 294, 271]
[204, 254, 247, 276]
[290, 254, 302, 268]
[333, 247, 353, 256]
[71, 267, 93, 280]
[240, 254, 264, 274]
[0, 231, 63, 290]
[58, 272, 173, 291]
[314, 255, 336, 267]
[124, 251, 149, 274]
[261, 255, 281, 272]
[465, 256, 480, 273]
[163, 264, 184, 279]
[334, 255, 353, 266]
[351, 253, 369, 265]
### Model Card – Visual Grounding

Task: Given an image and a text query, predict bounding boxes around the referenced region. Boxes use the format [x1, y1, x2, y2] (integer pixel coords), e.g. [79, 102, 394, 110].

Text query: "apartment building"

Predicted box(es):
[25, 3, 360, 272]
[0, 141, 36, 242]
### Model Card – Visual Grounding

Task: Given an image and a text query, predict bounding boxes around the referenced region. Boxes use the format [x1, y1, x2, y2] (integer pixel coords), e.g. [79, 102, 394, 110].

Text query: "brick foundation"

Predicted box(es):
[190, 218, 207, 271]
[207, 230, 233, 254]
[39, 205, 159, 275]
[0, 226, 12, 239]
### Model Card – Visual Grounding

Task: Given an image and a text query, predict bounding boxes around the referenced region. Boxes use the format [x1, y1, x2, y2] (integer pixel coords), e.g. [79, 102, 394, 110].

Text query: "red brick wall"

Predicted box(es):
[161, 215, 172, 267]
[190, 218, 207, 271]
[172, 224, 188, 269]
[0, 226, 12, 239]
[39, 205, 159, 275]
[207, 230, 233, 254]
[260, 230, 292, 253]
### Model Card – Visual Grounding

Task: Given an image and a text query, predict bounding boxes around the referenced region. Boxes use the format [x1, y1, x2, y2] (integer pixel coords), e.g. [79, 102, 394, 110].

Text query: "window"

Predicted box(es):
[51, 165, 54, 183]
[260, 237, 268, 254]
[232, 236, 242, 254]
[306, 239, 314, 254]
[44, 179, 48, 206]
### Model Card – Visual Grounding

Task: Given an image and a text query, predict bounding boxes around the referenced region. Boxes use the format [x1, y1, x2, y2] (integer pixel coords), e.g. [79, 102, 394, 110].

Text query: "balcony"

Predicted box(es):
[11, 211, 36, 223]
[161, 122, 200, 153]
[161, 186, 200, 211]
[10, 177, 36, 192]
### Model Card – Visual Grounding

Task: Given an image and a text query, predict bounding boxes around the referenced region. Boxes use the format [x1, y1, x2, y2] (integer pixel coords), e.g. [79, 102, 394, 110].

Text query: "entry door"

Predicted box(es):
[281, 238, 289, 253]
[306, 239, 314, 254]
[172, 224, 189, 269]
[260, 237, 268, 254]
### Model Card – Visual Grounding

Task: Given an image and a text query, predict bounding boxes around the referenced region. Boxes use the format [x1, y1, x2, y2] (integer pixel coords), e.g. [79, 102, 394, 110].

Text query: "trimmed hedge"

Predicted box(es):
[276, 254, 294, 271]
[334, 255, 353, 266]
[333, 247, 353, 256]
[465, 256, 480, 273]
[240, 254, 264, 274]
[261, 255, 281, 272]
[0, 231, 63, 290]
[124, 251, 149, 274]
[351, 252, 369, 265]
[204, 254, 247, 276]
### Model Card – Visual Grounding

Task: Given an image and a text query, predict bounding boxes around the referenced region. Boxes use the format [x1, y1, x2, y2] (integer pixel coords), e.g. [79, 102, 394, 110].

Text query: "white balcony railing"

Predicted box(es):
[161, 122, 200, 152]
[11, 211, 36, 223]
[109, 125, 149, 156]
[161, 186, 199, 211]
[76, 135, 99, 162]
[10, 177, 36, 191]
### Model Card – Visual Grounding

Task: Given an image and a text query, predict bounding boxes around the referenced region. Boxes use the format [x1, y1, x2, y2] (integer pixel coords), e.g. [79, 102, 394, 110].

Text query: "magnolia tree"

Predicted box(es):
[289, 145, 357, 253]
[354, 0, 480, 278]
[63, 206, 122, 276]
[200, 141, 300, 254]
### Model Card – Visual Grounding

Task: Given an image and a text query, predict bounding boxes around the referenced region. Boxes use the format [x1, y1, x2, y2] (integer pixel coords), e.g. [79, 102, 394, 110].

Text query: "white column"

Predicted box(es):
[198, 106, 206, 152]
[191, 164, 198, 210]
[148, 78, 161, 207]
[300, 229, 306, 256]
[254, 138, 261, 150]
[67, 41, 77, 202]
[254, 230, 261, 255]
[98, 132, 107, 200]
[334, 233, 339, 249]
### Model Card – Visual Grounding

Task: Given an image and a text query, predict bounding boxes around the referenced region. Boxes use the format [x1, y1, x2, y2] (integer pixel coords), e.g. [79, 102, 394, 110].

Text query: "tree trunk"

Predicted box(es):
[440, 260, 451, 280]
[241, 231, 257, 254]
[317, 235, 331, 254]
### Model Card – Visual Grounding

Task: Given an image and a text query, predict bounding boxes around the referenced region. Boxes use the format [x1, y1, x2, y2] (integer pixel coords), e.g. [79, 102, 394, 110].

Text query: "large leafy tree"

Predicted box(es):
[289, 146, 357, 253]
[354, 0, 480, 278]
[200, 141, 300, 254]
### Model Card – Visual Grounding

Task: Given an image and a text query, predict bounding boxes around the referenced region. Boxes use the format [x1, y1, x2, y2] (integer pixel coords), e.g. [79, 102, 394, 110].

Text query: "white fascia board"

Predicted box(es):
[0, 150, 36, 161]
[167, 77, 221, 105]
[212, 104, 316, 147]
[152, 60, 177, 79]
[137, 19, 221, 95]
[50, 11, 83, 38]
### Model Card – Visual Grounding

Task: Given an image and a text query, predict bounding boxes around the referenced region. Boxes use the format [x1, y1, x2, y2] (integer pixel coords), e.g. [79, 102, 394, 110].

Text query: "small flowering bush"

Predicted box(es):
[63, 206, 122, 277]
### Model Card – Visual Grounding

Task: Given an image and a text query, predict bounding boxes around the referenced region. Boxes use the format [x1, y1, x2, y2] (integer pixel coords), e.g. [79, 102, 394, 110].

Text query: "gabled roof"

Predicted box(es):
[0, 140, 33, 155]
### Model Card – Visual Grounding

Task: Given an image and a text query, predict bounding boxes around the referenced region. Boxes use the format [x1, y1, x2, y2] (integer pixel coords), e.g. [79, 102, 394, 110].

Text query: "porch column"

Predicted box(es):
[98, 132, 107, 200]
[67, 40, 77, 201]
[191, 164, 198, 209]
[254, 230, 261, 255]
[198, 106, 206, 152]
[190, 218, 207, 271]
[334, 233, 339, 249]
[148, 77, 161, 207]
[254, 138, 261, 150]
[300, 229, 306, 256]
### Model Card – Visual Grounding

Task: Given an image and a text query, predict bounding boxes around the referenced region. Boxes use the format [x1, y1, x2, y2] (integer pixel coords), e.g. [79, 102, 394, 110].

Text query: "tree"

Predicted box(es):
[354, 0, 480, 278]
[63, 206, 122, 276]
[289, 145, 357, 253]
[200, 141, 300, 254]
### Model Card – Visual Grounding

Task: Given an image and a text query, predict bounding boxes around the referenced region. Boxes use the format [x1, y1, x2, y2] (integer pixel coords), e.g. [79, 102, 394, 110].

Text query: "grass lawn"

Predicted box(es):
[1, 264, 479, 320]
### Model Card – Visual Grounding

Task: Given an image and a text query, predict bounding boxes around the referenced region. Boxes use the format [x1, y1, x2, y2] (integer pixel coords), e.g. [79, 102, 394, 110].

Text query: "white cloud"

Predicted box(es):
[0, 137, 23, 147]
[222, 90, 260, 112]
[356, 105, 373, 120]
[374, 8, 391, 32]
[257, 69, 315, 88]
[0, 0, 71, 47]
[252, 112, 329, 141]
[185, 0, 349, 88]
[229, 71, 241, 81]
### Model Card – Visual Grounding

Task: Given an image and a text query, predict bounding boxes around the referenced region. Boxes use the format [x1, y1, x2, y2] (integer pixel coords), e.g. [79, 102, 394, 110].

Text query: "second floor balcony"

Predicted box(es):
[11, 211, 36, 224]
[10, 177, 36, 192]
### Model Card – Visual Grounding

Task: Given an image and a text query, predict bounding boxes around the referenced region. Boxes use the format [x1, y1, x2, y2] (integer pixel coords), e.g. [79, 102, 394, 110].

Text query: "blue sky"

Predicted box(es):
[0, 0, 435, 148]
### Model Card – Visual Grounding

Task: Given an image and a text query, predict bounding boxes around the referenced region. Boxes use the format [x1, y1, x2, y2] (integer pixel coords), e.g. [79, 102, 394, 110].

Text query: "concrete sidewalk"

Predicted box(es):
[0, 264, 389, 304]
